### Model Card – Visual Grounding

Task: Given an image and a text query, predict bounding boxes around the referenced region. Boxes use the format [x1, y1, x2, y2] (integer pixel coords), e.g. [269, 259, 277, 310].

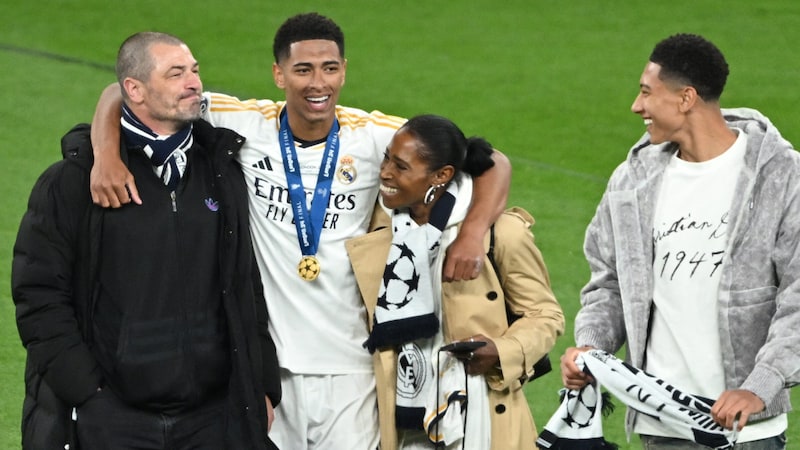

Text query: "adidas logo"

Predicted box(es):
[252, 156, 273, 171]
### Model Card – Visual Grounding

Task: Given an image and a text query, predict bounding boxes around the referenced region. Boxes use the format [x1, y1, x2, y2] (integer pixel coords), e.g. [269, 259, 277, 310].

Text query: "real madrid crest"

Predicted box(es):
[397, 343, 426, 399]
[336, 155, 357, 184]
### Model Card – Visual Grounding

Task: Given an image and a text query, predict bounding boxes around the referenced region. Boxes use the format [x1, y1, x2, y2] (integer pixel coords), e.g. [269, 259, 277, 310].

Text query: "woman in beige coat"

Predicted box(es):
[346, 114, 565, 450]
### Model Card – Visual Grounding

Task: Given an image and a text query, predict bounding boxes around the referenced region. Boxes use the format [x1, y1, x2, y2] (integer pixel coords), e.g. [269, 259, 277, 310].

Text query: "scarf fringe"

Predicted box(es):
[364, 313, 438, 353]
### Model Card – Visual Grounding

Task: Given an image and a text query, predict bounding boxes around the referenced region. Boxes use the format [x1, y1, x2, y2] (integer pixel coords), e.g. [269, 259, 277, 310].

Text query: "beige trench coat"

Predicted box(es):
[345, 207, 565, 450]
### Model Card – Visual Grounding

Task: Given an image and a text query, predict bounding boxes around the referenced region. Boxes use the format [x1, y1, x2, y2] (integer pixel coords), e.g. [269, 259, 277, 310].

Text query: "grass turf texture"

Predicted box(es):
[1, 1, 799, 448]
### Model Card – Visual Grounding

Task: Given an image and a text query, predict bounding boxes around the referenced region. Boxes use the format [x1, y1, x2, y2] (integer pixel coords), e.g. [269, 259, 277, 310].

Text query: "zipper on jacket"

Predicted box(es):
[170, 191, 177, 212]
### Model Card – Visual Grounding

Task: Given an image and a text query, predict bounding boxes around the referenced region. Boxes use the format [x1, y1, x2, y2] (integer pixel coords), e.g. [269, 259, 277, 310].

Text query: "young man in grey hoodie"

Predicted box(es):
[561, 33, 798, 449]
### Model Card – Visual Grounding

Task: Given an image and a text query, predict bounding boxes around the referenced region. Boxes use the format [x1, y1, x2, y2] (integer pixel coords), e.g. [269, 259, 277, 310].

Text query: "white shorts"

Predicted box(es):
[270, 369, 380, 450]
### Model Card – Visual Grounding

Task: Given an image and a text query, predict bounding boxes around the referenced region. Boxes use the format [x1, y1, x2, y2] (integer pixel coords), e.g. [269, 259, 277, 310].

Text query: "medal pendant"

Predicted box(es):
[298, 255, 320, 281]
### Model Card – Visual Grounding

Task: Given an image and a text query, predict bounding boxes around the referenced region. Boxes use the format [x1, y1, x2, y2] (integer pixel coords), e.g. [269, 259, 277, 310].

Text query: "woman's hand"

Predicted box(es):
[450, 334, 499, 375]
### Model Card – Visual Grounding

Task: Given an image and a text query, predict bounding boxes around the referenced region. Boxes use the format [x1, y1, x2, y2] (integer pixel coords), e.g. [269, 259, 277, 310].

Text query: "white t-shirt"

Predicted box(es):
[202, 92, 404, 374]
[636, 129, 786, 441]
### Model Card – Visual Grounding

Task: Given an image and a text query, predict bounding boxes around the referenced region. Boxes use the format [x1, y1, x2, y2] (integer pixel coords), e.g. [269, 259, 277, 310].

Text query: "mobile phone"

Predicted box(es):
[440, 340, 486, 354]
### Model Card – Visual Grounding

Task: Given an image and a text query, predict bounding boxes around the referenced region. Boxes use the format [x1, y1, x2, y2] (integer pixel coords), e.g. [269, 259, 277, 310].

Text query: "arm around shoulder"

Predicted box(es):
[444, 150, 511, 281]
[90, 82, 140, 207]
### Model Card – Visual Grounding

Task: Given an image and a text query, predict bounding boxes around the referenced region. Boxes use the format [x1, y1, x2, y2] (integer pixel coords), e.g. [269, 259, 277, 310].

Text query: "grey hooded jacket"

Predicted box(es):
[575, 107, 800, 432]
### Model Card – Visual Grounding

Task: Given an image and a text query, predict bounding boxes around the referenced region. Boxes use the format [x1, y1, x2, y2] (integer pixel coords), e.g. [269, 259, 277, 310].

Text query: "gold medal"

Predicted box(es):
[297, 255, 321, 281]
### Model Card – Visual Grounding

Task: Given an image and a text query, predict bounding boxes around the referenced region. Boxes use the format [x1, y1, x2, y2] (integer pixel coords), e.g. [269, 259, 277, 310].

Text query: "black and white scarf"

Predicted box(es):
[536, 350, 737, 450]
[120, 104, 193, 191]
[366, 177, 491, 447]
[364, 185, 456, 353]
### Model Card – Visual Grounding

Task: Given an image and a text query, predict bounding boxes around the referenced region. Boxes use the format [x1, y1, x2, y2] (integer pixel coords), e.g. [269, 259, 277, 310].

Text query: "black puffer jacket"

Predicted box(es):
[12, 121, 280, 449]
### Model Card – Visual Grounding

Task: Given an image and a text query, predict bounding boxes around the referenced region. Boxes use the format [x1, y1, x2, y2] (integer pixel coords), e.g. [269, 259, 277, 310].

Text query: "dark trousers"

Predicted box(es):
[76, 388, 229, 450]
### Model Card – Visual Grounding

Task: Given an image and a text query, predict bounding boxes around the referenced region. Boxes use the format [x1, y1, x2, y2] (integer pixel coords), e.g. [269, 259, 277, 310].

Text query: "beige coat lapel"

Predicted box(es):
[345, 226, 392, 327]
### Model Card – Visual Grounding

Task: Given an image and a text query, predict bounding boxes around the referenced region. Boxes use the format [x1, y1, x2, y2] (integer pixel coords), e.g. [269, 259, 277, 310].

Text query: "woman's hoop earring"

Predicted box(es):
[424, 183, 446, 205]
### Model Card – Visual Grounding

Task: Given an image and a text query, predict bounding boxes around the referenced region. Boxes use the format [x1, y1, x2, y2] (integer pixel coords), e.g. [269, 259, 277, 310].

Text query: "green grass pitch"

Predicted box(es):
[2, 1, 799, 448]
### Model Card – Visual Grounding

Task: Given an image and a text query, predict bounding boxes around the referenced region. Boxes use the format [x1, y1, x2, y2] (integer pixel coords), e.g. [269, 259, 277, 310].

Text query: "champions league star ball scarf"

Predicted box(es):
[366, 178, 491, 447]
[363, 189, 456, 353]
[536, 350, 738, 450]
[120, 104, 192, 191]
[365, 185, 455, 429]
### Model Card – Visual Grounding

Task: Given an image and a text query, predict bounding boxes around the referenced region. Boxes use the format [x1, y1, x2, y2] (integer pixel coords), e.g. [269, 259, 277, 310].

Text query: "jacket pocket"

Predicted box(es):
[726, 286, 777, 379]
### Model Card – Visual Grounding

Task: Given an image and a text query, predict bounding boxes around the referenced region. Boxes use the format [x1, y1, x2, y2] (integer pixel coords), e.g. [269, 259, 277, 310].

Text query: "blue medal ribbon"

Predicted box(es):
[279, 109, 340, 259]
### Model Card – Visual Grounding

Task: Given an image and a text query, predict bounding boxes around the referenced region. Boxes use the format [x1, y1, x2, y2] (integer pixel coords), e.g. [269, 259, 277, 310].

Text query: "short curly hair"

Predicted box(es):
[273, 12, 345, 63]
[649, 33, 729, 101]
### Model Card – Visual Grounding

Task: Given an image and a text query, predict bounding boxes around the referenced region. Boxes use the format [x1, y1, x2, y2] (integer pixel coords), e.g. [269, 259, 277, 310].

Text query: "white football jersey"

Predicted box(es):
[202, 92, 404, 373]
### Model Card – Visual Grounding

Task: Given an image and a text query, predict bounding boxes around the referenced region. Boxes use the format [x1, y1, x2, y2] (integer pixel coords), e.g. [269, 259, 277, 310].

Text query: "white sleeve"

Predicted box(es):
[200, 91, 218, 126]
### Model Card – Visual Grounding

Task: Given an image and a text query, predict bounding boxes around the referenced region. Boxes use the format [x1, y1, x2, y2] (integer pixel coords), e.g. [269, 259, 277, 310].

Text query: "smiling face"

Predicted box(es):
[124, 42, 202, 135]
[630, 62, 688, 145]
[273, 39, 346, 141]
[380, 129, 453, 224]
